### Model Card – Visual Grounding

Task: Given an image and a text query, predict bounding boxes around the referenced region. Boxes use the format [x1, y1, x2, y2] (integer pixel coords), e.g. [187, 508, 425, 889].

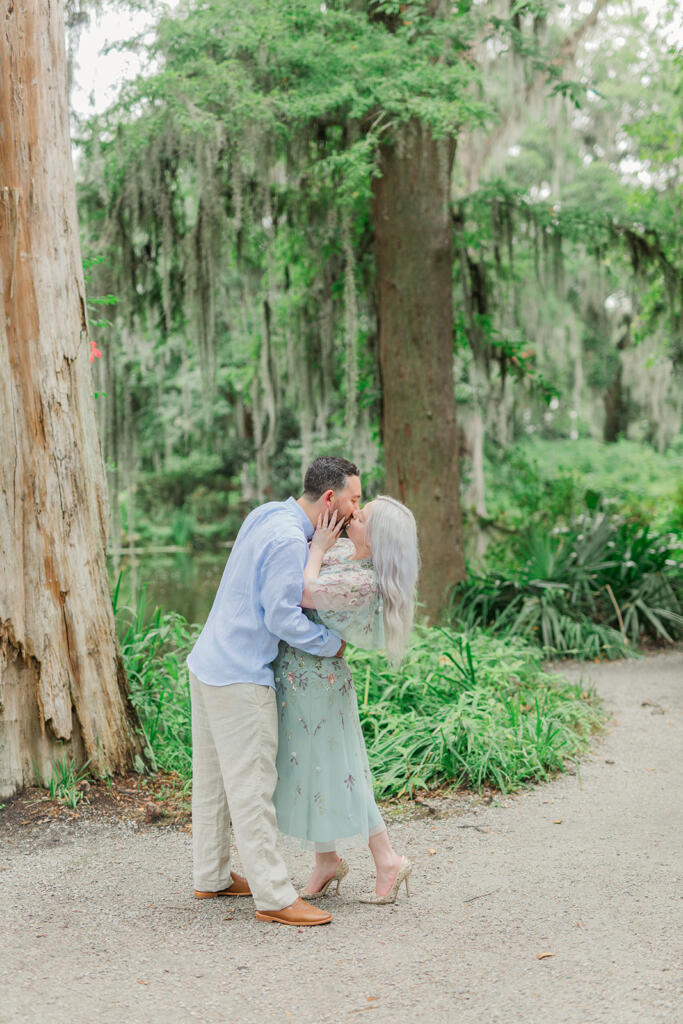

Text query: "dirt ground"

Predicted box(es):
[1, 649, 681, 1024]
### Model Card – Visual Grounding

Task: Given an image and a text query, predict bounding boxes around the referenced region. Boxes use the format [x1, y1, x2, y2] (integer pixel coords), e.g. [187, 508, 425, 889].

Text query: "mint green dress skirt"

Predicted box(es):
[273, 542, 386, 849]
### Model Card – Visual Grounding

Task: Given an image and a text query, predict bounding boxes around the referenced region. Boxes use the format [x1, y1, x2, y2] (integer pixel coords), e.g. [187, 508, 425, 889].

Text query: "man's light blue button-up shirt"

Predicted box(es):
[187, 497, 342, 687]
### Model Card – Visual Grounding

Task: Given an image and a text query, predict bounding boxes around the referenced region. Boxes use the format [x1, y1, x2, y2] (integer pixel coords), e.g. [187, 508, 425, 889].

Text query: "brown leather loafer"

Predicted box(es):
[194, 871, 252, 899]
[256, 896, 332, 927]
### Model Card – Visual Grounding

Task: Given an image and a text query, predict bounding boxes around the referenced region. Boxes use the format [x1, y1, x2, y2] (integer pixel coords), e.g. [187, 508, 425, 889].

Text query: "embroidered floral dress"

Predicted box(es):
[273, 539, 385, 848]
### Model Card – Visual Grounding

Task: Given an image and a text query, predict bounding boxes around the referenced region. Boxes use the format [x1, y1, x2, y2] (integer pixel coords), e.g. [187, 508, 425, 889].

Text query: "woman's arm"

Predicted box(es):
[301, 509, 344, 607]
[301, 563, 385, 651]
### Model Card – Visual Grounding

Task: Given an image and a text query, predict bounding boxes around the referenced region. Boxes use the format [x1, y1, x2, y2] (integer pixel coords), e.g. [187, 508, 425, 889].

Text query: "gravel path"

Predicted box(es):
[1, 650, 681, 1024]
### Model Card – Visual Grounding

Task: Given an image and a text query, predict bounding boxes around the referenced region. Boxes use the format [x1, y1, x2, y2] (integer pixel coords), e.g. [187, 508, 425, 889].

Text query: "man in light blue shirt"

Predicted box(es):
[187, 499, 343, 686]
[188, 456, 361, 928]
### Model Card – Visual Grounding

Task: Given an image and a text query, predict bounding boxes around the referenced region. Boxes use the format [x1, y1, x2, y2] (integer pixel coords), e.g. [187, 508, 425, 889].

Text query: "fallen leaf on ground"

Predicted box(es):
[537, 952, 555, 960]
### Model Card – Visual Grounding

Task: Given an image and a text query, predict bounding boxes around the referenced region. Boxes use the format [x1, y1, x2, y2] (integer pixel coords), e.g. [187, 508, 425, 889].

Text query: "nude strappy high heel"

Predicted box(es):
[359, 857, 412, 905]
[299, 858, 350, 899]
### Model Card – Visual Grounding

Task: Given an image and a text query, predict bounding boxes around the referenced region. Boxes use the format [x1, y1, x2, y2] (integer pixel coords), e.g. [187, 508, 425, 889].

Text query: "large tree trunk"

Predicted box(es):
[0, 0, 142, 798]
[373, 122, 466, 621]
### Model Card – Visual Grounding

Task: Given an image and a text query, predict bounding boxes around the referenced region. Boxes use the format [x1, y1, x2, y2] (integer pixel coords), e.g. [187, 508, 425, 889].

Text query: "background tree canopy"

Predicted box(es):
[74, 0, 681, 628]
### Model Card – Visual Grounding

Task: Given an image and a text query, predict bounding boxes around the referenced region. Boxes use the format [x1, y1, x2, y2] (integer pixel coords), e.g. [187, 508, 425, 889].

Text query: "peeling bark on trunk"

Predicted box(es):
[373, 122, 466, 621]
[0, 0, 142, 798]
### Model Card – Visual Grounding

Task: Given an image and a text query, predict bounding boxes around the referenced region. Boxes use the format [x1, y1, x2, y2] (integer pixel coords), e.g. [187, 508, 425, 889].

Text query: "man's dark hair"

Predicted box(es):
[303, 456, 359, 499]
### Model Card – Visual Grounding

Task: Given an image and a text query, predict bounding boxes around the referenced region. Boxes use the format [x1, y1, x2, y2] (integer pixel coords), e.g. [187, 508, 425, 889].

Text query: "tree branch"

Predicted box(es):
[457, 0, 610, 193]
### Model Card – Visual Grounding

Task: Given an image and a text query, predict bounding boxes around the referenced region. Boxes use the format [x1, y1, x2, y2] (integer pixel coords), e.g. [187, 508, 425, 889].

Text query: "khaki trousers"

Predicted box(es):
[190, 672, 297, 911]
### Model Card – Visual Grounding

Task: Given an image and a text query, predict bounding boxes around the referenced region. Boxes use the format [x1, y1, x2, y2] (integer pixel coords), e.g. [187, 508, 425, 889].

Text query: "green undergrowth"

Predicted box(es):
[483, 438, 683, 539]
[114, 593, 604, 799]
[451, 508, 682, 659]
[115, 587, 196, 779]
[348, 627, 603, 797]
[36, 756, 94, 809]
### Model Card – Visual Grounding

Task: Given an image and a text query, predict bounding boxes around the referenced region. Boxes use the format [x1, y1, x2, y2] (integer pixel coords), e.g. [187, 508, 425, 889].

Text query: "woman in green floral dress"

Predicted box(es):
[273, 497, 419, 903]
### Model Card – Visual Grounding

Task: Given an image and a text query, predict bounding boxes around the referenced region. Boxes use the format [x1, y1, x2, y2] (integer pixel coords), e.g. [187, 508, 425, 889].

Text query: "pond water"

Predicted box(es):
[108, 548, 230, 625]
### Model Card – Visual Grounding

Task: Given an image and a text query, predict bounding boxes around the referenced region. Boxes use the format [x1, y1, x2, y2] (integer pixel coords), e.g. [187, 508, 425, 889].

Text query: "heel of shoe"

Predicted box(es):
[359, 857, 412, 905]
[335, 858, 349, 895]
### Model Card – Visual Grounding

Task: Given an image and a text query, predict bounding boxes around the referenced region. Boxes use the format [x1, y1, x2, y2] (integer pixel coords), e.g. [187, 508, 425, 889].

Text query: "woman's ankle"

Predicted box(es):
[314, 851, 340, 868]
[368, 834, 400, 872]
[375, 852, 402, 872]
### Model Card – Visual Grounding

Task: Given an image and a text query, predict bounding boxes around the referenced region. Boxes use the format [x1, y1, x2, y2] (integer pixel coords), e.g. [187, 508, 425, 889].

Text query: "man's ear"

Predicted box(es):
[323, 489, 334, 508]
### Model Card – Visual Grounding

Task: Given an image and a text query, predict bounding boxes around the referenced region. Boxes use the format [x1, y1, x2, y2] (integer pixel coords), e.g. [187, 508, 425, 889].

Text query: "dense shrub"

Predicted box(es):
[451, 508, 683, 658]
[349, 627, 604, 796]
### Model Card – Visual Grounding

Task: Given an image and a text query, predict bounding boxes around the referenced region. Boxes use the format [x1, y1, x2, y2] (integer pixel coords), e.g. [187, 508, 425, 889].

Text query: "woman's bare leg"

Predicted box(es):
[304, 849, 342, 894]
[368, 829, 403, 896]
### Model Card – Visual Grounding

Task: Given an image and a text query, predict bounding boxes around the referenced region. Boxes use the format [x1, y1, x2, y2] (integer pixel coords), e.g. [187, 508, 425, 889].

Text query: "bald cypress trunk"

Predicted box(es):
[0, 0, 142, 798]
[373, 122, 465, 621]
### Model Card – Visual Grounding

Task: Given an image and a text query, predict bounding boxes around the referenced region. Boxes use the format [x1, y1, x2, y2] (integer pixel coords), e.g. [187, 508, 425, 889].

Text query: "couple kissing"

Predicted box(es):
[186, 456, 419, 926]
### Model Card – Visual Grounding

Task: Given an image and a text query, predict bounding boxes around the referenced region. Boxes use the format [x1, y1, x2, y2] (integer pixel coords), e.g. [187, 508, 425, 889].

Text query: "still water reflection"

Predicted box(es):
[109, 549, 230, 624]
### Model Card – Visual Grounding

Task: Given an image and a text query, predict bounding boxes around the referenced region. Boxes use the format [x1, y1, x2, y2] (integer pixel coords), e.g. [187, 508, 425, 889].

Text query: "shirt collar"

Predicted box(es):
[286, 496, 315, 541]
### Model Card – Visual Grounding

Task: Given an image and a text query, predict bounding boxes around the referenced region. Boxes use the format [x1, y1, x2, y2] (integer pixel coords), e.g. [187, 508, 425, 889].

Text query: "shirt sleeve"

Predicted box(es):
[260, 538, 342, 657]
[307, 563, 385, 651]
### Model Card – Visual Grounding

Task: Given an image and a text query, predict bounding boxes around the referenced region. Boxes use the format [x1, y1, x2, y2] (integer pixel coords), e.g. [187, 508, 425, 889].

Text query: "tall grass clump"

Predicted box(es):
[37, 756, 92, 809]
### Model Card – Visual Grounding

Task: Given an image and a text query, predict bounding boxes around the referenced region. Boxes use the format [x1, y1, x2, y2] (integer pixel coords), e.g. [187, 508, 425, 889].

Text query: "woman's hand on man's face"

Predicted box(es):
[310, 508, 345, 553]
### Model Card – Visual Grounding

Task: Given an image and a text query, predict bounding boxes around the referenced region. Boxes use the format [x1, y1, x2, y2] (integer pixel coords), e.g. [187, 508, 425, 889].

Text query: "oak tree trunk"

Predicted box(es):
[0, 0, 142, 798]
[373, 122, 466, 621]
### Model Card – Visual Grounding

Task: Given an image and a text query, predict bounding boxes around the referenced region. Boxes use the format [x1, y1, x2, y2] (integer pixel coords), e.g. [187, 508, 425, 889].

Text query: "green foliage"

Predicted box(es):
[126, 449, 248, 548]
[484, 439, 683, 538]
[76, 0, 491, 534]
[350, 626, 604, 796]
[44, 757, 92, 810]
[452, 9, 681, 457]
[452, 508, 683, 658]
[76, 1, 682, 562]
[113, 584, 196, 776]
[115, 596, 604, 797]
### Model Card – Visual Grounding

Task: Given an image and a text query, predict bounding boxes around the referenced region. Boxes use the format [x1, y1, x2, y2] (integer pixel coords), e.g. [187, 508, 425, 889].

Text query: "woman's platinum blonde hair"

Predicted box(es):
[365, 496, 420, 666]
